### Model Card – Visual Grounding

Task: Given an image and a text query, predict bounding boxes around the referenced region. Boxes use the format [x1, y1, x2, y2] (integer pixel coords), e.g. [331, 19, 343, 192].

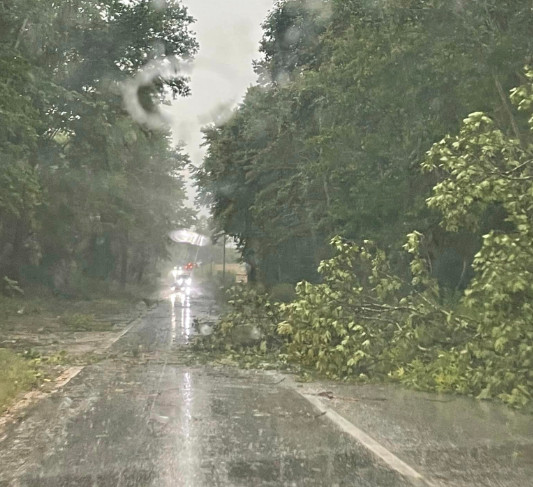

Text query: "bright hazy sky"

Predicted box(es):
[165, 0, 275, 190]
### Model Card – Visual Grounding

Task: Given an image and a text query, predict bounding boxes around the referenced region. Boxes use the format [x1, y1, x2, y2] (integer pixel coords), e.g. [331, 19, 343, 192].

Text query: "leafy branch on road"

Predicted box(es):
[196, 70, 533, 410]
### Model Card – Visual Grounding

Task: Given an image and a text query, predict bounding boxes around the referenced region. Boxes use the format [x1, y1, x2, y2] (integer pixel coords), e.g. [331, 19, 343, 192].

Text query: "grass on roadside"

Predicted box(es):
[0, 348, 38, 414]
[0, 281, 154, 415]
[0, 293, 136, 337]
[60, 313, 113, 331]
[0, 291, 139, 415]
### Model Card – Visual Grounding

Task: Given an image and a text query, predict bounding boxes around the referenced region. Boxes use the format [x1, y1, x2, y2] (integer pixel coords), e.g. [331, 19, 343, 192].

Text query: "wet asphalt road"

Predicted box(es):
[0, 294, 414, 487]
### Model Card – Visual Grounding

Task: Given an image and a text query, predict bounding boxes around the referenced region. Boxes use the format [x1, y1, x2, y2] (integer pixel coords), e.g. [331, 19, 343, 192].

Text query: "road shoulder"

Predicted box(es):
[275, 372, 533, 487]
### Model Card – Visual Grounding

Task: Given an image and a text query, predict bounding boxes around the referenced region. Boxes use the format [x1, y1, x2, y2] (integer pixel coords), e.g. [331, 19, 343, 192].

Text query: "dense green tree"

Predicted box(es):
[198, 0, 532, 288]
[199, 84, 327, 284]
[0, 0, 197, 291]
[255, 0, 329, 85]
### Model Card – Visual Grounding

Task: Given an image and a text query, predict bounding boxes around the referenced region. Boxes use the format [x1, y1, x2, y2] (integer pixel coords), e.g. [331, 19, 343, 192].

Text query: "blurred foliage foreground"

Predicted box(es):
[195, 72, 533, 410]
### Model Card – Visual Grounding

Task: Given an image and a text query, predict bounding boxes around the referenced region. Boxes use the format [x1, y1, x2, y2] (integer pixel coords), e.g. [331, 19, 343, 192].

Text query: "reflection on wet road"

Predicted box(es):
[0, 295, 411, 486]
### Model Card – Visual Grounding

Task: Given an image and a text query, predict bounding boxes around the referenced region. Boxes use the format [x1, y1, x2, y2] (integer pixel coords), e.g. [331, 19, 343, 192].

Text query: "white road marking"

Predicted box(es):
[301, 393, 437, 487]
[106, 313, 144, 348]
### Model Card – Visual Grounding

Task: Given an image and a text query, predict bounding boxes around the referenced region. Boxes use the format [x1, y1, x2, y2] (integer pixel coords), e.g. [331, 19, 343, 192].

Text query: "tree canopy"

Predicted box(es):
[198, 0, 532, 287]
[0, 0, 198, 292]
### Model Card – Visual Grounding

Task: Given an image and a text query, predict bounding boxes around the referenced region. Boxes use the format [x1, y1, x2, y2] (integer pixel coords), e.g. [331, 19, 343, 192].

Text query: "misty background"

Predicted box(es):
[165, 0, 275, 205]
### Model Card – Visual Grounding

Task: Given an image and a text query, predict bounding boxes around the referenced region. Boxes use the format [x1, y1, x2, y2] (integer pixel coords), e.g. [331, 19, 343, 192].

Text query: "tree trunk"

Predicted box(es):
[494, 75, 522, 144]
[119, 232, 129, 289]
[136, 254, 147, 284]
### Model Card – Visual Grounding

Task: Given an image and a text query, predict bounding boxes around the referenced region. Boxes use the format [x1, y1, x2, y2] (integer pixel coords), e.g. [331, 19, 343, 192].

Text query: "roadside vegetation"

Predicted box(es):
[196, 1, 533, 410]
[0, 287, 149, 413]
[0, 349, 37, 414]
[0, 1, 198, 414]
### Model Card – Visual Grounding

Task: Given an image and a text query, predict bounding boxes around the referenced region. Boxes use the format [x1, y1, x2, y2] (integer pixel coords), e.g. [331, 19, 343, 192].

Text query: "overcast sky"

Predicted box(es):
[165, 0, 275, 197]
